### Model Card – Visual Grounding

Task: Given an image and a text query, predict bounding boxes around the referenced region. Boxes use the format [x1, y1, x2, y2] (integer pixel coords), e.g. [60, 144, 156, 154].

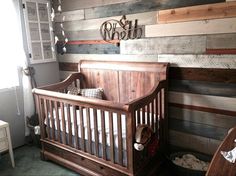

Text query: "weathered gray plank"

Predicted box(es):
[55, 11, 157, 32]
[169, 106, 236, 129]
[53, 0, 136, 12]
[169, 130, 221, 155]
[120, 36, 206, 54]
[146, 17, 236, 37]
[84, 0, 224, 19]
[170, 118, 227, 140]
[169, 91, 236, 112]
[207, 33, 236, 49]
[54, 10, 84, 22]
[58, 53, 159, 63]
[169, 79, 236, 97]
[158, 54, 236, 68]
[57, 43, 120, 54]
[55, 29, 103, 41]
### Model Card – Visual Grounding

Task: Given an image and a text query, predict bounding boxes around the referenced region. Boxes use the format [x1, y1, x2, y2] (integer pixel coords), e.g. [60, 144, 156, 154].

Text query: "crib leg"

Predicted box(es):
[40, 151, 48, 161]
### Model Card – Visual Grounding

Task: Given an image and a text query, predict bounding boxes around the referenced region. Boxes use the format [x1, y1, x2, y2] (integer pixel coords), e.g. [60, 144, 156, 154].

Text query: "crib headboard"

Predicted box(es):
[78, 60, 169, 103]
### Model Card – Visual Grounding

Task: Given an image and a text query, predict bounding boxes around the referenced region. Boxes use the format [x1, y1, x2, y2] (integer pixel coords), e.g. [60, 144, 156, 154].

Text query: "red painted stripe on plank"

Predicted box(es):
[58, 40, 120, 45]
[206, 49, 236, 54]
[169, 102, 236, 116]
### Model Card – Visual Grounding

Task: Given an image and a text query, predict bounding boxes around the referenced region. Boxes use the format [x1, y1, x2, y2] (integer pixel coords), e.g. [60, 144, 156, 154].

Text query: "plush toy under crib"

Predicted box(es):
[134, 125, 153, 151]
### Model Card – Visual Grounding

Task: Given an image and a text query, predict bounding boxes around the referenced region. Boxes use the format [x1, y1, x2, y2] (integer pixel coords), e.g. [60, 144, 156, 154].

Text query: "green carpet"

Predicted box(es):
[0, 146, 79, 176]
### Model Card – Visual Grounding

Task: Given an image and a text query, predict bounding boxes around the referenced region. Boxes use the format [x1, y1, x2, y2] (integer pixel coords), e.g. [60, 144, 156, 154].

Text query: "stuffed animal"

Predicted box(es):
[134, 125, 153, 151]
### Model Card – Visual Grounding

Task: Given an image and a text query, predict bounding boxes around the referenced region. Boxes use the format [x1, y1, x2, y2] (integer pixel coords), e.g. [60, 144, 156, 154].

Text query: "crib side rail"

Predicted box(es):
[34, 91, 134, 175]
[126, 80, 168, 173]
[37, 73, 83, 92]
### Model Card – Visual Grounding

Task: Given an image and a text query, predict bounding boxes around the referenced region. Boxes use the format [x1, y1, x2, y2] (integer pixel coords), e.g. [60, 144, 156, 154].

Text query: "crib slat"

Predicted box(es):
[38, 98, 45, 139]
[159, 91, 163, 142]
[137, 109, 140, 125]
[67, 104, 72, 146]
[142, 106, 145, 124]
[101, 110, 106, 160]
[109, 112, 114, 163]
[54, 102, 61, 143]
[79, 106, 85, 151]
[49, 100, 55, 140]
[93, 108, 99, 157]
[86, 107, 92, 154]
[151, 100, 155, 132]
[60, 102, 66, 145]
[72, 106, 79, 149]
[147, 104, 150, 126]
[44, 99, 50, 139]
[155, 96, 159, 136]
[117, 113, 123, 165]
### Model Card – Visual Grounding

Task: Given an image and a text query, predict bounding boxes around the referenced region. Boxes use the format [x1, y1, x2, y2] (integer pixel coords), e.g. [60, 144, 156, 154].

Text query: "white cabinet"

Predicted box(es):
[0, 120, 15, 168]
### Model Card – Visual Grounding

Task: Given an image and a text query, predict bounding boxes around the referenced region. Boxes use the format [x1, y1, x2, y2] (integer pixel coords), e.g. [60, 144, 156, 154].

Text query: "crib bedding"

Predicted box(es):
[45, 106, 158, 150]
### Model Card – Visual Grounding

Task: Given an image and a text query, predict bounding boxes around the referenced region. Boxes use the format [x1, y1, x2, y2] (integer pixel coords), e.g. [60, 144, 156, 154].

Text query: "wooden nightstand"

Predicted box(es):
[0, 120, 15, 168]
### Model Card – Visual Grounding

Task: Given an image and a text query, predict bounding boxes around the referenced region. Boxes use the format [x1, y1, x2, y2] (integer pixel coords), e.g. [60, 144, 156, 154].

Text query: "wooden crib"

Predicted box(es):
[33, 60, 169, 176]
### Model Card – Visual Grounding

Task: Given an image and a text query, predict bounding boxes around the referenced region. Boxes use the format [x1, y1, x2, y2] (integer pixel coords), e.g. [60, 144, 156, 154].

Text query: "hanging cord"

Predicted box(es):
[14, 86, 21, 116]
[23, 67, 37, 111]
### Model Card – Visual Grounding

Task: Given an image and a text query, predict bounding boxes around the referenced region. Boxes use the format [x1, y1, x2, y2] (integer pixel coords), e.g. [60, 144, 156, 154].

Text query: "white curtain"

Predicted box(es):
[1, 0, 35, 136]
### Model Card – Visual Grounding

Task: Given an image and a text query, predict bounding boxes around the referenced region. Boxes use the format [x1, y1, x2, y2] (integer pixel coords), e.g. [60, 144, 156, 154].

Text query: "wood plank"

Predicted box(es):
[169, 79, 236, 97]
[57, 43, 120, 54]
[169, 91, 236, 112]
[55, 11, 157, 32]
[169, 67, 236, 83]
[55, 26, 145, 41]
[206, 34, 236, 49]
[55, 29, 103, 41]
[58, 54, 159, 63]
[169, 106, 236, 129]
[120, 36, 206, 54]
[65, 40, 120, 45]
[53, 0, 136, 12]
[84, 0, 224, 19]
[158, 54, 236, 68]
[158, 2, 236, 24]
[59, 71, 77, 80]
[170, 102, 236, 117]
[54, 10, 84, 22]
[59, 62, 78, 72]
[170, 118, 227, 140]
[169, 130, 221, 155]
[146, 17, 236, 37]
[206, 49, 236, 54]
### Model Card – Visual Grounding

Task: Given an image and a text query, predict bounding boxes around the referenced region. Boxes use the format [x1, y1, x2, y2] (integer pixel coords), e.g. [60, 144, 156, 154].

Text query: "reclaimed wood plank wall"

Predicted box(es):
[53, 0, 236, 155]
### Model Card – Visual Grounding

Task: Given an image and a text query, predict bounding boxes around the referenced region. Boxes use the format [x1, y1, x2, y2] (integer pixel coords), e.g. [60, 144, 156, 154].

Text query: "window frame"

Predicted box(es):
[23, 0, 56, 64]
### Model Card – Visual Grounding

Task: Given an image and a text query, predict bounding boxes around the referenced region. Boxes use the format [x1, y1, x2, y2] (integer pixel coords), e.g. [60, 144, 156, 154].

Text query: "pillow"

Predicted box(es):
[79, 88, 103, 99]
[67, 84, 79, 95]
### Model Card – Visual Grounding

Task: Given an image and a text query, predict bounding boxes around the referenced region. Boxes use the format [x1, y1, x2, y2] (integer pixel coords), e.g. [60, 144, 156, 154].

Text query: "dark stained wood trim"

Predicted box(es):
[169, 102, 236, 116]
[169, 79, 236, 97]
[206, 48, 236, 54]
[59, 62, 78, 72]
[170, 67, 236, 83]
[170, 118, 227, 140]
